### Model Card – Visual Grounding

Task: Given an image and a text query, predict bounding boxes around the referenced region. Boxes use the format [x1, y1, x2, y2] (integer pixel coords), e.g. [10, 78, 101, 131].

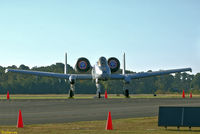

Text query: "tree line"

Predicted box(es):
[0, 63, 199, 94]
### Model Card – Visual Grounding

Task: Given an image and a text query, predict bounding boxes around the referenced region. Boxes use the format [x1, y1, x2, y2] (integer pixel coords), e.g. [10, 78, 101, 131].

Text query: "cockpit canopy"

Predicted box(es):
[97, 56, 120, 73]
[98, 57, 107, 67]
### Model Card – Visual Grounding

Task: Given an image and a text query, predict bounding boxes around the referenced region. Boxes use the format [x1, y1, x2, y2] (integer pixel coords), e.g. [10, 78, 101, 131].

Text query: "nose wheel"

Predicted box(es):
[96, 84, 102, 98]
[96, 79, 102, 98]
[97, 91, 101, 98]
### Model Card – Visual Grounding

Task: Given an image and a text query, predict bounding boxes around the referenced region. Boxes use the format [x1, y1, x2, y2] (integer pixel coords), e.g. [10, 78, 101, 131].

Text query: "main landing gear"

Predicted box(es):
[124, 89, 130, 98]
[69, 84, 75, 98]
[123, 83, 130, 98]
[68, 76, 76, 98]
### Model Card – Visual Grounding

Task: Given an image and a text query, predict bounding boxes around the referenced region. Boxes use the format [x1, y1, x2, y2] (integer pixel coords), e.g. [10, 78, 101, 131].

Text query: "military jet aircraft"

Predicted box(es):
[5, 53, 192, 98]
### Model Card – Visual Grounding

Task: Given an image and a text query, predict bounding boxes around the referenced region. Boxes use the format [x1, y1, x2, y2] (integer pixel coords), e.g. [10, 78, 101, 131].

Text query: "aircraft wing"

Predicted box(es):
[110, 68, 192, 80]
[5, 67, 192, 80]
[5, 69, 92, 80]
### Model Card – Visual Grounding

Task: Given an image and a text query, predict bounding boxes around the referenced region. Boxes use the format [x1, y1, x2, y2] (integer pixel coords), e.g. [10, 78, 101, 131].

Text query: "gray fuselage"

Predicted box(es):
[92, 57, 111, 81]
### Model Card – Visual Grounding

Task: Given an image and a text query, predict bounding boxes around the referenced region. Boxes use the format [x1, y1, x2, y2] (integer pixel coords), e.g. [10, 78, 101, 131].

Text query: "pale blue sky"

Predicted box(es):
[0, 0, 199, 74]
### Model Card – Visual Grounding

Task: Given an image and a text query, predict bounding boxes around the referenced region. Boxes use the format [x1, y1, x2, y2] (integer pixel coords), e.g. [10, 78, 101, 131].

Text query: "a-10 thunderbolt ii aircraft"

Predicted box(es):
[5, 53, 192, 98]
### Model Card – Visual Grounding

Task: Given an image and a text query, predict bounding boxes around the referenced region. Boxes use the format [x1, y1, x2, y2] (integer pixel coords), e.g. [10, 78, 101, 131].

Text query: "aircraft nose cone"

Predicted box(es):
[99, 70, 103, 75]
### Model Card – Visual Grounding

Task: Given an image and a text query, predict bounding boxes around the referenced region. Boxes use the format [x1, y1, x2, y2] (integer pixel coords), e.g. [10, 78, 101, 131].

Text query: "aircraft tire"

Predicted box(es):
[69, 90, 74, 98]
[124, 89, 129, 98]
[98, 92, 101, 98]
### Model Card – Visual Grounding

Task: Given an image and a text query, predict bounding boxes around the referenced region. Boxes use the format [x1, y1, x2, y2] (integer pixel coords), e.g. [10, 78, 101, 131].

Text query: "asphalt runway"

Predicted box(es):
[1, 98, 200, 125]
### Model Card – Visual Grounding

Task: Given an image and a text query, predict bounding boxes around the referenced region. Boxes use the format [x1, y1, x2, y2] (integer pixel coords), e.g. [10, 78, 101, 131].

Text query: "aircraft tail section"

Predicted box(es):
[64, 52, 68, 74]
[123, 52, 126, 75]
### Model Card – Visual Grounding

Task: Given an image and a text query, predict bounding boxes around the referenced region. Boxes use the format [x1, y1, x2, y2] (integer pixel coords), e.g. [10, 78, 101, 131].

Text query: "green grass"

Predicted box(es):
[0, 94, 199, 100]
[0, 117, 200, 134]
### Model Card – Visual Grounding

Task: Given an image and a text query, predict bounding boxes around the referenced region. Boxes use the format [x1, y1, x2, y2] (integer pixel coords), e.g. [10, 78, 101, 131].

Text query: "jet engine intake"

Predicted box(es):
[75, 57, 91, 73]
[108, 57, 120, 73]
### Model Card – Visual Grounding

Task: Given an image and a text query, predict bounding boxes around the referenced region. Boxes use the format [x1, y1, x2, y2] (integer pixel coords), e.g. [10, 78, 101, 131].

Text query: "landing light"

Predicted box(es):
[5, 69, 8, 73]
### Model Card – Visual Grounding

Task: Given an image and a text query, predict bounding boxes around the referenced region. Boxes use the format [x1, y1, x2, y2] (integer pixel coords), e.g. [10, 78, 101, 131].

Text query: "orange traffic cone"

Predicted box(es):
[17, 109, 24, 128]
[106, 111, 113, 130]
[105, 90, 108, 99]
[190, 92, 192, 98]
[7, 91, 10, 100]
[182, 90, 185, 98]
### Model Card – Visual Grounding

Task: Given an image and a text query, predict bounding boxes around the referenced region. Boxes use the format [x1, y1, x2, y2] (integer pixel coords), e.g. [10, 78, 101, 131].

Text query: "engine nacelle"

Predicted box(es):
[75, 57, 91, 73]
[108, 57, 120, 73]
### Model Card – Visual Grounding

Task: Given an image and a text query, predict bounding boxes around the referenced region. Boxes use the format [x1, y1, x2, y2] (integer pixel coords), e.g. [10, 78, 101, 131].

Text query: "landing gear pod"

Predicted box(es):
[108, 57, 120, 73]
[75, 57, 91, 73]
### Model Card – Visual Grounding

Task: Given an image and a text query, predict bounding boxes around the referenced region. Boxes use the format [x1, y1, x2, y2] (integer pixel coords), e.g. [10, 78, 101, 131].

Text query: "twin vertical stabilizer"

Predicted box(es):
[122, 53, 126, 75]
[64, 53, 68, 74]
